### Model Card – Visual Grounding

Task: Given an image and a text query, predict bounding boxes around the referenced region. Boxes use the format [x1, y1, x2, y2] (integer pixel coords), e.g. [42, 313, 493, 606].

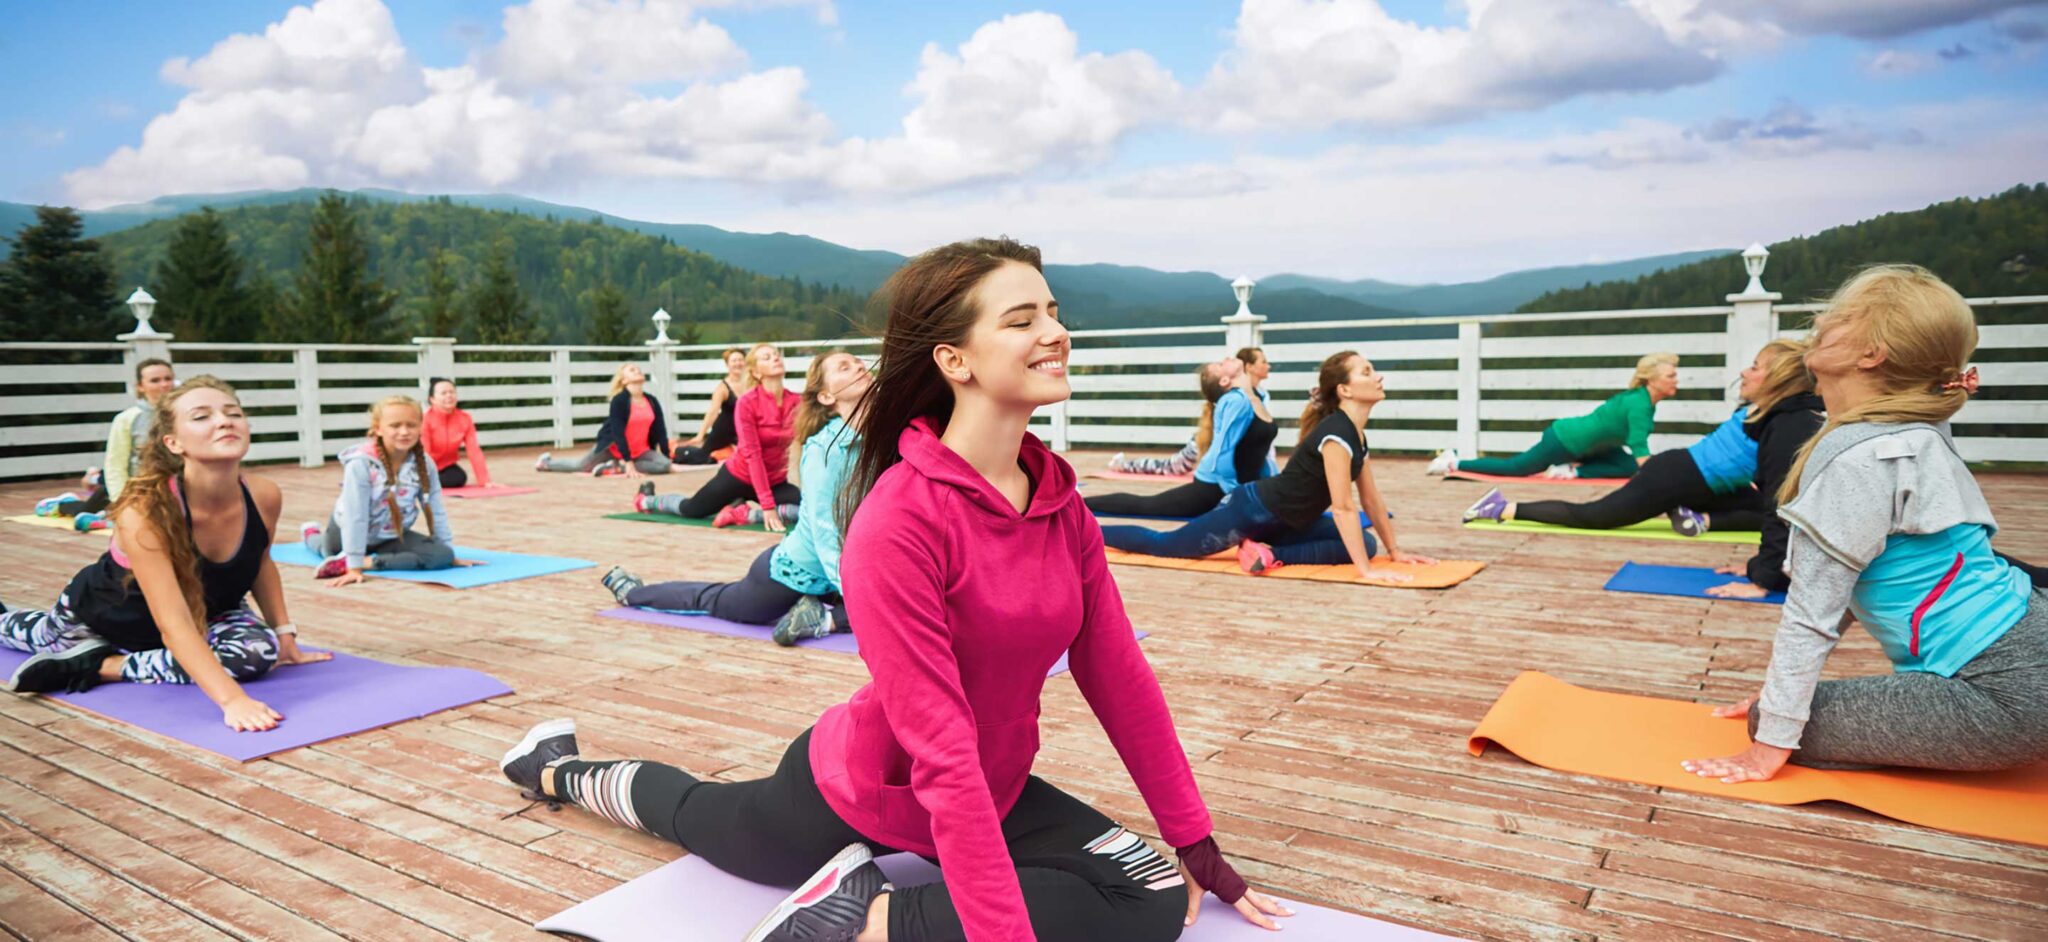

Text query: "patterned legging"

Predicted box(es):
[0, 594, 278, 685]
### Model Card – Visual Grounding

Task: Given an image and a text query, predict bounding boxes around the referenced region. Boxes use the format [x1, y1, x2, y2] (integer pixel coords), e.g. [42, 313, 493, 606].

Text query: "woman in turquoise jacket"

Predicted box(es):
[599, 352, 871, 646]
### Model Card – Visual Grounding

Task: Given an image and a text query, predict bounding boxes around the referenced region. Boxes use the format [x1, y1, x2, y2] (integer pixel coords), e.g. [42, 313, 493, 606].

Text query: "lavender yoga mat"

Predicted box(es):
[596, 607, 1144, 678]
[0, 647, 511, 762]
[537, 853, 1455, 941]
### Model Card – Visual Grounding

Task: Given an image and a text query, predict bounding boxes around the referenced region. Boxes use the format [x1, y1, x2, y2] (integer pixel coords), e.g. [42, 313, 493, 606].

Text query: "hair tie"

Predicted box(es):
[1940, 366, 1980, 395]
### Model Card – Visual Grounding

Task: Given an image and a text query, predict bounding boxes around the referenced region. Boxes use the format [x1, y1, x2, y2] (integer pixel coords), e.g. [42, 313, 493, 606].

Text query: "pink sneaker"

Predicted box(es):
[313, 555, 349, 580]
[712, 502, 752, 529]
[1236, 539, 1281, 574]
[633, 492, 650, 513]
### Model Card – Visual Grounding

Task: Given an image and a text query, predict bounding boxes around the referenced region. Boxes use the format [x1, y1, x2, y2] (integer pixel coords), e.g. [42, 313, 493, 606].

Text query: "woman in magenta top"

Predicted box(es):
[502, 238, 1285, 942]
[636, 343, 803, 531]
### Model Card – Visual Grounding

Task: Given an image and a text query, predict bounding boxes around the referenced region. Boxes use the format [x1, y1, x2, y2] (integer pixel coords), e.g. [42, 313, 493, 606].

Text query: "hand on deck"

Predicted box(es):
[324, 569, 367, 588]
[276, 636, 332, 667]
[763, 511, 787, 533]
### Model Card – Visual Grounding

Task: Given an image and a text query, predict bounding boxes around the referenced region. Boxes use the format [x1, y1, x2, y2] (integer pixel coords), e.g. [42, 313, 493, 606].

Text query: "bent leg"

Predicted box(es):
[1085, 481, 1224, 519]
[1455, 428, 1574, 477]
[1266, 515, 1373, 566]
[1573, 447, 1640, 480]
[543, 445, 607, 473]
[1515, 450, 1707, 529]
[370, 531, 456, 570]
[438, 464, 468, 489]
[120, 608, 279, 684]
[1100, 498, 1260, 559]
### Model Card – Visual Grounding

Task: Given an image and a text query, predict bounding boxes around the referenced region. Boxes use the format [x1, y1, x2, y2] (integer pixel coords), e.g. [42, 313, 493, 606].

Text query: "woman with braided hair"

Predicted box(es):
[301, 395, 462, 585]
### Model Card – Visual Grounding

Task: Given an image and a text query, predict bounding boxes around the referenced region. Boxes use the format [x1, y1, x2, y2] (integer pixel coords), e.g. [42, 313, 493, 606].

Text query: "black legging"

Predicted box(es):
[437, 463, 468, 489]
[624, 545, 849, 632]
[661, 465, 801, 518]
[1085, 480, 1223, 519]
[550, 729, 1187, 942]
[1514, 449, 1773, 530]
[56, 486, 110, 517]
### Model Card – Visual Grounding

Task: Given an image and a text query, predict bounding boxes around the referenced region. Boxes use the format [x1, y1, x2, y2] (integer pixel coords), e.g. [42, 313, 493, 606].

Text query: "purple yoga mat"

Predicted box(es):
[596, 607, 1145, 677]
[537, 852, 1457, 941]
[0, 648, 511, 762]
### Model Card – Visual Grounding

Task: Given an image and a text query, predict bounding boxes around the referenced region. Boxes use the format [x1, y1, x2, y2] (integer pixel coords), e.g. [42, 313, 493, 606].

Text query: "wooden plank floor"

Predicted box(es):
[2, 449, 2045, 941]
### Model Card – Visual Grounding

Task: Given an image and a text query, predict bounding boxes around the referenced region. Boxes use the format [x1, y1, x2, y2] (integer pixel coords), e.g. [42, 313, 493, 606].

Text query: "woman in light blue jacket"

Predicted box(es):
[600, 352, 871, 645]
[302, 396, 458, 584]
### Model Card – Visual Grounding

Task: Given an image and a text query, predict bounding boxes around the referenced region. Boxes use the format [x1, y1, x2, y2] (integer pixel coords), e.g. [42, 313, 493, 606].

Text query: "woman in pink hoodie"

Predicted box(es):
[501, 239, 1286, 942]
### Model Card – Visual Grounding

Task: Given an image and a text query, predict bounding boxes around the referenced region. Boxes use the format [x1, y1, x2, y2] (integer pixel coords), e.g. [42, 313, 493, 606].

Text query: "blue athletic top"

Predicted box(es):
[1195, 388, 1277, 491]
[1686, 407, 1757, 495]
[1852, 524, 2032, 677]
[769, 415, 857, 595]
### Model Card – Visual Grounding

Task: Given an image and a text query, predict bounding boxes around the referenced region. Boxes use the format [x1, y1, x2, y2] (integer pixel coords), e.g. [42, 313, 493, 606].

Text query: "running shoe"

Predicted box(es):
[499, 718, 580, 797]
[743, 843, 891, 942]
[535, 451, 552, 471]
[591, 459, 622, 477]
[72, 511, 107, 532]
[300, 521, 324, 554]
[1425, 449, 1459, 476]
[638, 480, 656, 499]
[1106, 451, 1126, 469]
[712, 502, 752, 529]
[1463, 487, 1508, 522]
[5, 640, 112, 694]
[772, 596, 834, 647]
[313, 554, 350, 580]
[601, 565, 643, 605]
[1236, 539, 1280, 574]
[1669, 507, 1709, 538]
[34, 493, 80, 516]
[1540, 464, 1578, 480]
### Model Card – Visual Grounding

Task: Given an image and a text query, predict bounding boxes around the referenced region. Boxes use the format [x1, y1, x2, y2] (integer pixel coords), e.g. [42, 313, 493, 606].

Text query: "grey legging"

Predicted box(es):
[1750, 591, 2048, 771]
[544, 444, 673, 474]
[311, 518, 456, 571]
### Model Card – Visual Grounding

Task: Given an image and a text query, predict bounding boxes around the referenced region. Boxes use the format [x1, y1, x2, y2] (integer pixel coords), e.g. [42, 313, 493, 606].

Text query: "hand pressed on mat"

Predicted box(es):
[1682, 694, 1792, 783]
[1360, 550, 1440, 584]
[1176, 836, 1292, 931]
[1705, 564, 1772, 599]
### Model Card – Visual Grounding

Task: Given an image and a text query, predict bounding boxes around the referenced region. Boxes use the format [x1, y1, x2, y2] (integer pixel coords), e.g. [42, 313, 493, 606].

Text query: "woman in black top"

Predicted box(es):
[1, 377, 330, 730]
[676, 347, 750, 465]
[1101, 351, 1437, 583]
[1086, 356, 1276, 519]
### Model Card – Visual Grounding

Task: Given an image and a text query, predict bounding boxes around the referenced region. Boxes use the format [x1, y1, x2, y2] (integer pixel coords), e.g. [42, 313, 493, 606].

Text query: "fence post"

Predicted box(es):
[1725, 243, 1781, 408]
[551, 349, 574, 448]
[1049, 401, 1071, 452]
[116, 286, 173, 372]
[293, 348, 324, 467]
[1456, 321, 1481, 457]
[1221, 276, 1265, 352]
[413, 336, 456, 398]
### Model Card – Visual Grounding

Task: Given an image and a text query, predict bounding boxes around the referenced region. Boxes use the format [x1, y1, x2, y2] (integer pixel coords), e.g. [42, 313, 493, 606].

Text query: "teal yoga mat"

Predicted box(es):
[269, 543, 594, 587]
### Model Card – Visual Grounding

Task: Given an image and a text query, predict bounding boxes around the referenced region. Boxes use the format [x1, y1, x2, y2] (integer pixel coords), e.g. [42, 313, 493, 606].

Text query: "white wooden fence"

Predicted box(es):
[4, 294, 2045, 482]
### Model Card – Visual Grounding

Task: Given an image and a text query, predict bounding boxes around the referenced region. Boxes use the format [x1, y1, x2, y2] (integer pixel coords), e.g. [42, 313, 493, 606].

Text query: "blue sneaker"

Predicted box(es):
[1669, 507, 1709, 538]
[72, 511, 107, 532]
[34, 493, 80, 516]
[1463, 488, 1508, 522]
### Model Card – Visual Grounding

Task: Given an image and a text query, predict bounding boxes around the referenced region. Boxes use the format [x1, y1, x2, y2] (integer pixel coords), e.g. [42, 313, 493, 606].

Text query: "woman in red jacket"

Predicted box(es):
[502, 238, 1285, 942]
[636, 343, 802, 531]
[422, 377, 492, 489]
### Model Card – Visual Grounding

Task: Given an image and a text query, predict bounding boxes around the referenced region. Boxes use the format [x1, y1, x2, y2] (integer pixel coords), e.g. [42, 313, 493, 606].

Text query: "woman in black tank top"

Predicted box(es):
[0, 377, 331, 732]
[677, 349, 751, 464]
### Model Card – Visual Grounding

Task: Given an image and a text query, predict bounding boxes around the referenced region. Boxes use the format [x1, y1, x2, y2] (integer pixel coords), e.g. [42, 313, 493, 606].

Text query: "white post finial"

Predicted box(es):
[1231, 276, 1255, 319]
[123, 286, 166, 338]
[1222, 276, 1264, 351]
[1740, 243, 1770, 297]
[647, 307, 673, 346]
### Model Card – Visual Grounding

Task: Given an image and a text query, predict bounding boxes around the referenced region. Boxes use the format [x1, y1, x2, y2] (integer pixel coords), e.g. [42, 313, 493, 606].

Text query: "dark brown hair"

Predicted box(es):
[837, 237, 1043, 534]
[1299, 351, 1359, 431]
[134, 357, 173, 387]
[1234, 347, 1264, 369]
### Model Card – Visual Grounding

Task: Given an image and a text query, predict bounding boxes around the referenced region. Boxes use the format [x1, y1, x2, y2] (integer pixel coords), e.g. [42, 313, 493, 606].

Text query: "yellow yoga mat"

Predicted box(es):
[1463, 517, 1761, 545]
[1469, 671, 2048, 847]
[4, 514, 98, 532]
[1101, 547, 1485, 589]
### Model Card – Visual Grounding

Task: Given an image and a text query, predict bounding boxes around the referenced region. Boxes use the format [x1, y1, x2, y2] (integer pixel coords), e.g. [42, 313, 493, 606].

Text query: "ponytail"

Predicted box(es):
[1298, 351, 1356, 432]
[1192, 362, 1231, 454]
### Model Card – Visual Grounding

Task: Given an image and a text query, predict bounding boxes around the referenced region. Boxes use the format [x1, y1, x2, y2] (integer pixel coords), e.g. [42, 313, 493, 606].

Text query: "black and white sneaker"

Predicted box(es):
[6, 640, 113, 694]
[744, 843, 890, 942]
[500, 718, 580, 798]
[637, 480, 656, 499]
[601, 566, 644, 606]
[771, 596, 833, 647]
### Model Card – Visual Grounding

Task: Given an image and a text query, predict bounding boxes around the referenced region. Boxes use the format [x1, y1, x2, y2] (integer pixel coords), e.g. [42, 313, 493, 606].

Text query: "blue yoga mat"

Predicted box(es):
[269, 543, 594, 588]
[1603, 562, 1784, 604]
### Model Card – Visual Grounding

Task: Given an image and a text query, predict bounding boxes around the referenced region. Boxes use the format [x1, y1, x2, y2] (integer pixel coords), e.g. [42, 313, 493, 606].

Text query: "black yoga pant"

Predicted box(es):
[1514, 449, 1773, 531]
[57, 486, 110, 517]
[1085, 480, 1223, 519]
[553, 729, 1189, 942]
[662, 465, 801, 519]
[438, 463, 468, 489]
[624, 546, 848, 632]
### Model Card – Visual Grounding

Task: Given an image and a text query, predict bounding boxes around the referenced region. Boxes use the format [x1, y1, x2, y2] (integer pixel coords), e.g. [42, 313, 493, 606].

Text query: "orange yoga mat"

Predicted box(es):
[1101, 547, 1484, 588]
[1468, 671, 2048, 847]
[1446, 469, 1626, 487]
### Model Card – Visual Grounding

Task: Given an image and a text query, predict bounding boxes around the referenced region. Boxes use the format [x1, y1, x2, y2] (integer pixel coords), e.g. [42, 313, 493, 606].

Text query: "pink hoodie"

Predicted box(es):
[812, 417, 1213, 942]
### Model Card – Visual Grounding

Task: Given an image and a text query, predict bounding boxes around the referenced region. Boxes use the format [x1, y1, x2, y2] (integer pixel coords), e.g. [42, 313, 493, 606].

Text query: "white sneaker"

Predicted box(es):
[534, 451, 551, 471]
[1106, 451, 1125, 470]
[1425, 449, 1459, 476]
[1540, 464, 1578, 480]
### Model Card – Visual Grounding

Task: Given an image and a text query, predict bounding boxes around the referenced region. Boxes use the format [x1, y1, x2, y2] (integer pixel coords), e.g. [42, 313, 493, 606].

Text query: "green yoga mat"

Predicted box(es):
[1462, 517, 1761, 545]
[603, 511, 770, 533]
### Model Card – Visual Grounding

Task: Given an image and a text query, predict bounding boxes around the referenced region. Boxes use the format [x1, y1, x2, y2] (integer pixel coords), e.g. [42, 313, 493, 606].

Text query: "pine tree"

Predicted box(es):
[0, 206, 120, 341]
[284, 191, 397, 343]
[585, 280, 632, 345]
[416, 248, 463, 339]
[468, 238, 536, 344]
[154, 207, 260, 342]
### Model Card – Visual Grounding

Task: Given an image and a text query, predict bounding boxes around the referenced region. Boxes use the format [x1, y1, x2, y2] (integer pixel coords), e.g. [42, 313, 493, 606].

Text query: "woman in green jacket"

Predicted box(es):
[1429, 352, 1679, 480]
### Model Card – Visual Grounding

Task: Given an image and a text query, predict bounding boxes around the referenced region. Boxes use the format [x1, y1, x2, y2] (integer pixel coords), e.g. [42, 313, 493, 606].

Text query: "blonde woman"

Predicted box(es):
[302, 396, 460, 585]
[1685, 265, 2047, 783]
[1431, 352, 1679, 479]
[635, 344, 799, 530]
[536, 364, 675, 477]
[3, 377, 330, 729]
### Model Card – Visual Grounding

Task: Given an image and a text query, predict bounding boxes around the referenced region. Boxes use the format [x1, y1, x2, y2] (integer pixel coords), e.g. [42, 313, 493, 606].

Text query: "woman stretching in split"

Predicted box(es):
[1464, 340, 1824, 548]
[1429, 352, 1679, 480]
[501, 238, 1287, 942]
[36, 357, 178, 530]
[603, 351, 870, 646]
[636, 344, 801, 531]
[3, 377, 330, 728]
[1101, 352, 1435, 582]
[1103, 347, 1273, 478]
[302, 396, 460, 585]
[422, 377, 494, 490]
[1084, 355, 1276, 519]
[537, 364, 675, 477]
[675, 347, 752, 465]
[1684, 265, 2048, 783]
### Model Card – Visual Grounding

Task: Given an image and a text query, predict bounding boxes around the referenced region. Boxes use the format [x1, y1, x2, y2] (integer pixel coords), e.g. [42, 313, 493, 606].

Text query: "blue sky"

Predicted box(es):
[3, 0, 2046, 282]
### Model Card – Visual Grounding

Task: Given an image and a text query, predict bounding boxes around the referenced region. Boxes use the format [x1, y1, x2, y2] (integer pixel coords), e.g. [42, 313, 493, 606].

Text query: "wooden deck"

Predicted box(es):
[2, 450, 2045, 941]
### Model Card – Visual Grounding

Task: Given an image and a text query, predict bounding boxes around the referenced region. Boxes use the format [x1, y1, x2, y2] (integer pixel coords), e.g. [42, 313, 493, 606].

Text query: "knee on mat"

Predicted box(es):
[1116, 880, 1193, 942]
[218, 627, 279, 680]
[421, 542, 457, 570]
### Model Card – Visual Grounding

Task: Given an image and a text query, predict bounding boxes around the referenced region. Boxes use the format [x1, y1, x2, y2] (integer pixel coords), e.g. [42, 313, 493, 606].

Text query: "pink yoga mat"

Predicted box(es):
[0, 647, 511, 762]
[1087, 469, 1195, 484]
[1445, 469, 1624, 487]
[596, 607, 1143, 677]
[443, 484, 540, 498]
[537, 852, 1455, 941]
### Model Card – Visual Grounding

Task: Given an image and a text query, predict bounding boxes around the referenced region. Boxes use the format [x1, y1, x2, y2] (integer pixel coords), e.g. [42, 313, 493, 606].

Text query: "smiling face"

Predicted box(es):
[429, 379, 459, 411]
[374, 403, 423, 456]
[162, 385, 250, 462]
[137, 363, 177, 403]
[939, 261, 1069, 409]
[1339, 355, 1386, 405]
[725, 350, 747, 375]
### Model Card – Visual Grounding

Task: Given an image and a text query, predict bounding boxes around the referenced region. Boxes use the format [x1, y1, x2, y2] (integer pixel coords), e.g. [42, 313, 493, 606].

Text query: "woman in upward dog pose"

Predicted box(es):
[501, 238, 1287, 941]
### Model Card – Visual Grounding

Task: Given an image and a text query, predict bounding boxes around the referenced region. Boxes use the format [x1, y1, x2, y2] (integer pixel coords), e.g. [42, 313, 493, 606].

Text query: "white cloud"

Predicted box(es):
[488, 0, 746, 90]
[1202, 0, 1722, 132]
[1865, 49, 1938, 75]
